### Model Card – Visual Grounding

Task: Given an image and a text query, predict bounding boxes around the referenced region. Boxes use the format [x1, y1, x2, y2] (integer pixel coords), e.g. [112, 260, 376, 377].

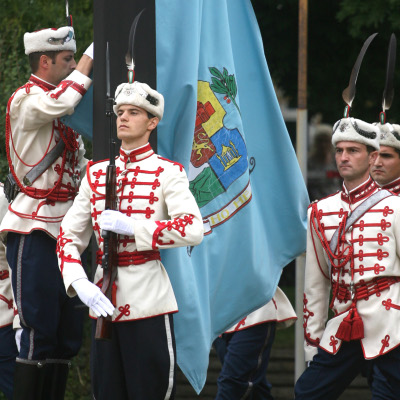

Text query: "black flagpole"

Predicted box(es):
[93, 0, 157, 161]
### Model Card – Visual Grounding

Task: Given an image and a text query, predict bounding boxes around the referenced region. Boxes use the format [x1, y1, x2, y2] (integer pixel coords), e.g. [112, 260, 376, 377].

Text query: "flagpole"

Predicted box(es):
[295, 0, 308, 381]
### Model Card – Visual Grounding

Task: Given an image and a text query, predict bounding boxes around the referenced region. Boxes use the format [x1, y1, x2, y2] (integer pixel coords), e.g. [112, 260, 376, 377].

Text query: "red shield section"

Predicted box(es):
[191, 101, 216, 167]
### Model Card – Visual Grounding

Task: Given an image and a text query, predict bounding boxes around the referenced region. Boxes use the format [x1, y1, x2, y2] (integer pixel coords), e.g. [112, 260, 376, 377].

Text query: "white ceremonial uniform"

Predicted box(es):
[382, 177, 400, 195]
[0, 184, 14, 328]
[304, 176, 400, 362]
[225, 286, 296, 333]
[0, 72, 90, 239]
[57, 143, 204, 321]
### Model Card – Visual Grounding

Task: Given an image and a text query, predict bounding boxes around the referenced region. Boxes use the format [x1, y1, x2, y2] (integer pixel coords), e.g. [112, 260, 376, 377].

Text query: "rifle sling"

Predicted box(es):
[23, 139, 65, 186]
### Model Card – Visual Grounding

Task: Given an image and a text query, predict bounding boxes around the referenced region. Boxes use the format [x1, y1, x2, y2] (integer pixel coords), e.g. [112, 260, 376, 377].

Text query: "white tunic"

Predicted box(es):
[57, 144, 204, 321]
[304, 177, 400, 361]
[225, 287, 296, 333]
[0, 184, 14, 328]
[0, 72, 90, 240]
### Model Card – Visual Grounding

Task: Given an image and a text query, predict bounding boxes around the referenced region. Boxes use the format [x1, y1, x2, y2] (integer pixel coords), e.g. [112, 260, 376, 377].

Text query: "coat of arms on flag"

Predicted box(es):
[189, 68, 252, 234]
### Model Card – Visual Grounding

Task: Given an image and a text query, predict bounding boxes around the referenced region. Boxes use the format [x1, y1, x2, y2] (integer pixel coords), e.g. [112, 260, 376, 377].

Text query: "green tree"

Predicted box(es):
[252, 0, 400, 125]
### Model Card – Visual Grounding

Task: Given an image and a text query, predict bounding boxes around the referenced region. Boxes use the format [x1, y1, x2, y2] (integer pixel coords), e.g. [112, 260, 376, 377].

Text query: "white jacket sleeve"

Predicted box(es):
[57, 173, 94, 296]
[303, 205, 331, 361]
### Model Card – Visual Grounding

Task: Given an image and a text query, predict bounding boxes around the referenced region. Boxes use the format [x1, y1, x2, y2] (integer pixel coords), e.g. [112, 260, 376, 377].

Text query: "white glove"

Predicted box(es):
[100, 210, 135, 236]
[71, 278, 114, 317]
[15, 328, 22, 352]
[83, 42, 94, 59]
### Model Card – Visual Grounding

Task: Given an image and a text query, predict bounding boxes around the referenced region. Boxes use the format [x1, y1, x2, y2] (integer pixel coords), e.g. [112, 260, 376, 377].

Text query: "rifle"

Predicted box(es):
[95, 42, 118, 340]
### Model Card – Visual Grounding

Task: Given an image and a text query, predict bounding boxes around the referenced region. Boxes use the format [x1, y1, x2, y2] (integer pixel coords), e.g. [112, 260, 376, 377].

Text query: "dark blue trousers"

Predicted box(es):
[91, 314, 176, 400]
[213, 321, 276, 400]
[0, 324, 18, 399]
[6, 231, 84, 361]
[295, 341, 400, 400]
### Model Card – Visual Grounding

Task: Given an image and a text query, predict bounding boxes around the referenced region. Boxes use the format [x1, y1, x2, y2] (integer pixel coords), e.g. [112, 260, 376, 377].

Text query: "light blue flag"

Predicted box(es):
[156, 0, 309, 394]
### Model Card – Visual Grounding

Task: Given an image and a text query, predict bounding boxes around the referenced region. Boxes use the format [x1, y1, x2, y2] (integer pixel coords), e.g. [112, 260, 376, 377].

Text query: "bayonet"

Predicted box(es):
[66, 0, 72, 27]
[106, 42, 111, 102]
[342, 33, 378, 117]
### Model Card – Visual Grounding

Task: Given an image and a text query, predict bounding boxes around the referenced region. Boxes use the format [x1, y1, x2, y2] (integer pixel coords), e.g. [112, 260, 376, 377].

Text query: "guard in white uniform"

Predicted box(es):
[57, 81, 204, 400]
[294, 118, 400, 399]
[0, 25, 93, 399]
[213, 286, 296, 399]
[371, 123, 400, 195]
[0, 184, 18, 400]
[368, 123, 400, 397]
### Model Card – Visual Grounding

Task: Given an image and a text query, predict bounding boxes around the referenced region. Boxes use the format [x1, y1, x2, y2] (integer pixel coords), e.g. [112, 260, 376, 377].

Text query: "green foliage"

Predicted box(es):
[209, 66, 240, 113]
[0, 0, 93, 182]
[65, 316, 92, 399]
[252, 0, 400, 126]
[337, 0, 400, 38]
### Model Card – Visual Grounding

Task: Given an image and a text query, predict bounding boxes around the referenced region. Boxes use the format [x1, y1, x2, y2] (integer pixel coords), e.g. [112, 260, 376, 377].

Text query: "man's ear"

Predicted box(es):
[149, 117, 159, 131]
[39, 54, 50, 70]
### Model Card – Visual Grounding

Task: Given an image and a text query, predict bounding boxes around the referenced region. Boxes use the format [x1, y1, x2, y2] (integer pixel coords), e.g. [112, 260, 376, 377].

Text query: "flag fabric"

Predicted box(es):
[156, 0, 309, 393]
[61, 84, 93, 140]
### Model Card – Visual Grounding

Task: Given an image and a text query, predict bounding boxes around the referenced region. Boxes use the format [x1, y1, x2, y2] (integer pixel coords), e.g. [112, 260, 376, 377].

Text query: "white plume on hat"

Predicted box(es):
[376, 123, 400, 151]
[332, 117, 380, 150]
[113, 81, 164, 120]
[24, 26, 76, 55]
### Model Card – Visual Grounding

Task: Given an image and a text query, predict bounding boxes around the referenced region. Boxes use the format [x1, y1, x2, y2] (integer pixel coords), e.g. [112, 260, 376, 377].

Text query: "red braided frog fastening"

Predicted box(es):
[152, 215, 195, 249]
[56, 227, 81, 275]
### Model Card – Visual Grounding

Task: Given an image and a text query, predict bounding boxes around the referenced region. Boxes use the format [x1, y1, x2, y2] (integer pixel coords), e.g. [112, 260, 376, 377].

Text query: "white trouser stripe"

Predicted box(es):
[163, 314, 175, 400]
[16, 236, 35, 360]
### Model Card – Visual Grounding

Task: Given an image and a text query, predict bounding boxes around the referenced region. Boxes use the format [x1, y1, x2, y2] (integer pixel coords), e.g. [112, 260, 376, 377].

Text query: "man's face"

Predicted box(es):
[47, 50, 76, 85]
[335, 141, 377, 184]
[371, 145, 400, 186]
[116, 105, 159, 149]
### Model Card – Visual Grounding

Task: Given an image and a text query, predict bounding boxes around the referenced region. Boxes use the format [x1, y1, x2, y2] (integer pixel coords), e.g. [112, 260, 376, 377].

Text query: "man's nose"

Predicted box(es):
[374, 156, 382, 166]
[71, 59, 77, 69]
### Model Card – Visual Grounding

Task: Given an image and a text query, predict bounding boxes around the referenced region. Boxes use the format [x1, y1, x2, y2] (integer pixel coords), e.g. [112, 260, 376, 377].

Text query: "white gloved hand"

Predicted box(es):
[100, 210, 135, 236]
[83, 42, 94, 59]
[15, 328, 23, 352]
[71, 278, 114, 317]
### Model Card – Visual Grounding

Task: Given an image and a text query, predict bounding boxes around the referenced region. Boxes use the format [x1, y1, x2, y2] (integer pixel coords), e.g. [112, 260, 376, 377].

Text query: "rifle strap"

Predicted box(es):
[23, 139, 66, 186]
[4, 139, 66, 203]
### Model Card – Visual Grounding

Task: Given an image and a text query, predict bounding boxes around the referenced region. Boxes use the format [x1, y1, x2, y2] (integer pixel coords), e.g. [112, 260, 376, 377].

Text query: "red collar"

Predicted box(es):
[382, 177, 400, 195]
[29, 75, 56, 91]
[341, 177, 377, 204]
[119, 143, 154, 164]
